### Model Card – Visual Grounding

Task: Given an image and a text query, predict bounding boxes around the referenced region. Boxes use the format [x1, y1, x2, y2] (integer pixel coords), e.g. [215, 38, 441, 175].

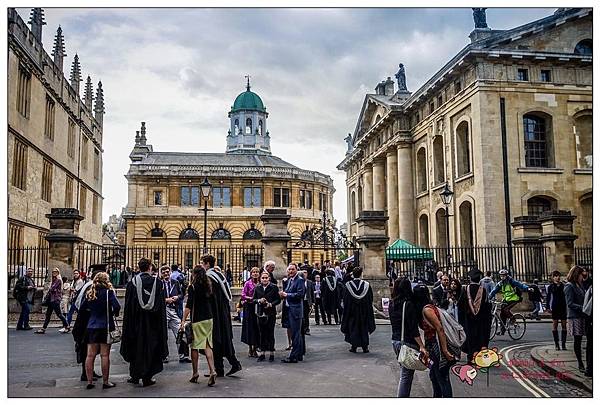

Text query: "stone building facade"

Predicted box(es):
[338, 8, 592, 249]
[123, 82, 335, 268]
[8, 8, 105, 251]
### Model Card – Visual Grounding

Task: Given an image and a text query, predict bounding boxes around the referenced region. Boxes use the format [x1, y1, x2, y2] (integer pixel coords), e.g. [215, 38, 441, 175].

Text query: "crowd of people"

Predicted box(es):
[12, 258, 592, 395]
[389, 265, 593, 397]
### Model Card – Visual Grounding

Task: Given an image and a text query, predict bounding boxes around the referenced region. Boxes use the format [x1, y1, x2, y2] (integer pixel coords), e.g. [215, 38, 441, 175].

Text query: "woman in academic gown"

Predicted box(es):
[321, 270, 340, 325]
[458, 269, 492, 363]
[341, 267, 376, 353]
[253, 271, 281, 362]
[241, 267, 261, 357]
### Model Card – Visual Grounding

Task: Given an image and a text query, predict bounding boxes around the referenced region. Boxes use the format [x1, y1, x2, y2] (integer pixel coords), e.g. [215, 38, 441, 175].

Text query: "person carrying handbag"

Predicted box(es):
[78, 272, 121, 390]
[389, 278, 428, 398]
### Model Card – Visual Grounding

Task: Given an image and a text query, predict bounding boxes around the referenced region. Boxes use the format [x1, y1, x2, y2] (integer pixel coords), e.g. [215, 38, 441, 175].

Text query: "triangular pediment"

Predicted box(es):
[351, 94, 393, 145]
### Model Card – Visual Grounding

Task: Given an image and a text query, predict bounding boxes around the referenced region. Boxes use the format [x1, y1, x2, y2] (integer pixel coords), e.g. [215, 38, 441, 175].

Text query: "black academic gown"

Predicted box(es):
[458, 283, 492, 362]
[207, 270, 236, 358]
[341, 279, 376, 348]
[120, 273, 168, 380]
[72, 285, 92, 365]
[321, 275, 339, 314]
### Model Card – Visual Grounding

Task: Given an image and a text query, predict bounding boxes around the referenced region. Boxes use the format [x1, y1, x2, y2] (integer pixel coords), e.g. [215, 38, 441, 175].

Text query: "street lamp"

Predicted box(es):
[200, 176, 212, 253]
[440, 182, 454, 270]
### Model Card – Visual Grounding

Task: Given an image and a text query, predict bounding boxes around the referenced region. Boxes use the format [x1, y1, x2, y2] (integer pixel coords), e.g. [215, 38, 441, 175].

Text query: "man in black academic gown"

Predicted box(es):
[341, 267, 376, 353]
[203, 254, 242, 377]
[458, 268, 492, 363]
[72, 264, 105, 381]
[120, 258, 168, 387]
[321, 269, 340, 325]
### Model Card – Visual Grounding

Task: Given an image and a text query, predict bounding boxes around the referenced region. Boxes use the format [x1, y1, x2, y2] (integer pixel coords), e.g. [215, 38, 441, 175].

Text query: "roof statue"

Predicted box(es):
[395, 63, 407, 91]
[472, 8, 488, 29]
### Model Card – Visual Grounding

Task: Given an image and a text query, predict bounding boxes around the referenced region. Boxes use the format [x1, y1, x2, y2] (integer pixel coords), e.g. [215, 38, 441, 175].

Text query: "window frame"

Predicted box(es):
[540, 69, 551, 83]
[154, 190, 163, 206]
[213, 186, 231, 208]
[180, 186, 200, 206]
[517, 68, 529, 81]
[244, 187, 262, 208]
[523, 113, 551, 168]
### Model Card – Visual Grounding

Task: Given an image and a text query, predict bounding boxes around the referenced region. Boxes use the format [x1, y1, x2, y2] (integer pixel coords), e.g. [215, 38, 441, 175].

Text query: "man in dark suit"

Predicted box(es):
[279, 263, 305, 363]
[161, 266, 190, 363]
[432, 273, 450, 309]
[301, 271, 315, 336]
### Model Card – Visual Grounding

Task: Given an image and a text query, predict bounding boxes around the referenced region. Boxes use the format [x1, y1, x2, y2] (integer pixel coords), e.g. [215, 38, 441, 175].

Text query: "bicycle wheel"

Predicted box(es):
[489, 315, 498, 341]
[507, 313, 526, 340]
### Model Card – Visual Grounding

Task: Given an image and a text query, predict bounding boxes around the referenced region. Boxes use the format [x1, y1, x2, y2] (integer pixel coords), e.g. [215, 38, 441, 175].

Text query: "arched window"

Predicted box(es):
[357, 185, 363, 213]
[433, 135, 445, 184]
[523, 113, 553, 168]
[416, 147, 427, 193]
[574, 39, 592, 55]
[351, 191, 356, 220]
[179, 224, 199, 240]
[527, 196, 556, 217]
[459, 201, 474, 248]
[435, 208, 448, 248]
[150, 222, 164, 238]
[211, 227, 231, 240]
[579, 194, 592, 244]
[456, 121, 471, 176]
[245, 118, 252, 134]
[243, 227, 262, 240]
[419, 214, 429, 248]
[258, 120, 263, 136]
[574, 112, 592, 168]
[234, 119, 239, 134]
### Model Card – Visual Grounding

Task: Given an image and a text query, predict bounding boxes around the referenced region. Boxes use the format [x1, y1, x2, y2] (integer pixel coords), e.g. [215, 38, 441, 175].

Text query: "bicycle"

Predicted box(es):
[489, 299, 527, 341]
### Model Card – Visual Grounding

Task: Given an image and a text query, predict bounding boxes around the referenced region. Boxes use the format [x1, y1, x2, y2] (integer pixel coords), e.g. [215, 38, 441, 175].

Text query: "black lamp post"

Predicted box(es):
[200, 177, 212, 253]
[440, 182, 454, 269]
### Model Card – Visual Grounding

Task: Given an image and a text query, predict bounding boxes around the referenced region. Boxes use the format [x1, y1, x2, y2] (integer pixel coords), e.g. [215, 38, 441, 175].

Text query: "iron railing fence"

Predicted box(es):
[77, 245, 264, 288]
[386, 245, 549, 285]
[7, 247, 49, 287]
[574, 245, 593, 271]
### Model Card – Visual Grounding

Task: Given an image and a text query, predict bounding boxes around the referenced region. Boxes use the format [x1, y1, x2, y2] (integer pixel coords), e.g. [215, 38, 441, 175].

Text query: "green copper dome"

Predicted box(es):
[231, 89, 266, 113]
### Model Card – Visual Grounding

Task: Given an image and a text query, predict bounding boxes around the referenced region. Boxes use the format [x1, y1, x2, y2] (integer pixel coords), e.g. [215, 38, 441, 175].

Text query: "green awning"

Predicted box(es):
[386, 239, 433, 260]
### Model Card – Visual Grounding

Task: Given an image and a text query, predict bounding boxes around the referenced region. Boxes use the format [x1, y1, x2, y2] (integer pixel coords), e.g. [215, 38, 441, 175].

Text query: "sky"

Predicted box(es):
[17, 7, 556, 225]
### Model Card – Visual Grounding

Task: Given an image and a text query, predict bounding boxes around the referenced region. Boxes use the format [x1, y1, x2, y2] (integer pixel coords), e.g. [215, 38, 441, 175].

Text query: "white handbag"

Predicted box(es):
[106, 290, 121, 345]
[397, 301, 428, 371]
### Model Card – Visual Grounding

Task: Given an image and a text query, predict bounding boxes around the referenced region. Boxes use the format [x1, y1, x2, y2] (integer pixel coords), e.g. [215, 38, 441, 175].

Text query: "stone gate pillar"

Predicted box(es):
[45, 208, 84, 282]
[261, 208, 291, 280]
[539, 210, 577, 276]
[356, 210, 389, 310]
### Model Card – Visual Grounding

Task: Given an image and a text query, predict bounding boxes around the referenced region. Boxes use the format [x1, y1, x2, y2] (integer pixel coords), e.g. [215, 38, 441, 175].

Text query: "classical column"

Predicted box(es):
[397, 142, 415, 243]
[260, 208, 291, 280]
[372, 160, 386, 211]
[356, 210, 389, 310]
[362, 165, 373, 211]
[45, 208, 84, 281]
[386, 150, 399, 241]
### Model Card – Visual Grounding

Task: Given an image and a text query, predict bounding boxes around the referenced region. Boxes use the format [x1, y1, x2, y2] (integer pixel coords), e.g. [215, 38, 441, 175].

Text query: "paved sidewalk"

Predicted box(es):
[530, 343, 592, 393]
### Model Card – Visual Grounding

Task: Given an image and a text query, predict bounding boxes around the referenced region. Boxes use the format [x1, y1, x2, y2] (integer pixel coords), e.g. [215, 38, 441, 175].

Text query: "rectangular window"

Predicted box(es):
[37, 230, 48, 268]
[273, 187, 290, 207]
[79, 186, 87, 217]
[93, 149, 100, 180]
[213, 187, 231, 208]
[429, 101, 435, 114]
[44, 95, 56, 140]
[517, 68, 529, 81]
[318, 192, 328, 212]
[437, 95, 443, 107]
[92, 194, 99, 224]
[11, 139, 28, 190]
[454, 80, 462, 94]
[67, 119, 76, 159]
[540, 70, 551, 82]
[65, 175, 74, 207]
[41, 159, 53, 202]
[16, 66, 31, 117]
[244, 187, 262, 207]
[81, 137, 89, 170]
[300, 189, 313, 209]
[154, 190, 163, 205]
[180, 186, 199, 206]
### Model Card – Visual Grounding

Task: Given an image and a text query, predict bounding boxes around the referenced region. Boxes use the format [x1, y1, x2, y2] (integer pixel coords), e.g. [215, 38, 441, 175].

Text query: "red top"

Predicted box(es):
[420, 304, 441, 341]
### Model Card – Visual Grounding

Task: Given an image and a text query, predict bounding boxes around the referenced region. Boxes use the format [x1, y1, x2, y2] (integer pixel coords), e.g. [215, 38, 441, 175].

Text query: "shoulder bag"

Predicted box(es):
[106, 290, 122, 344]
[177, 286, 194, 345]
[397, 301, 428, 371]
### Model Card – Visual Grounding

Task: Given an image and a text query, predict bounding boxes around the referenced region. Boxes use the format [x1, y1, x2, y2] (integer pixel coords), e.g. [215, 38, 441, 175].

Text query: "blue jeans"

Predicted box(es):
[429, 361, 453, 397]
[393, 340, 416, 397]
[17, 301, 31, 329]
[66, 302, 78, 326]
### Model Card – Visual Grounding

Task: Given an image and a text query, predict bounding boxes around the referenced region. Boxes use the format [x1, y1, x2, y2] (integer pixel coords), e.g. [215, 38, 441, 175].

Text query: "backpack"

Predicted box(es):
[12, 280, 20, 299]
[437, 307, 467, 348]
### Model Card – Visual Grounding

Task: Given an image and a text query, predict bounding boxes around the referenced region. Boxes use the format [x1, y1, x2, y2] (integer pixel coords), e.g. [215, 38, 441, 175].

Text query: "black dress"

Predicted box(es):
[252, 283, 281, 352]
[458, 283, 492, 362]
[241, 280, 260, 347]
[546, 282, 567, 320]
